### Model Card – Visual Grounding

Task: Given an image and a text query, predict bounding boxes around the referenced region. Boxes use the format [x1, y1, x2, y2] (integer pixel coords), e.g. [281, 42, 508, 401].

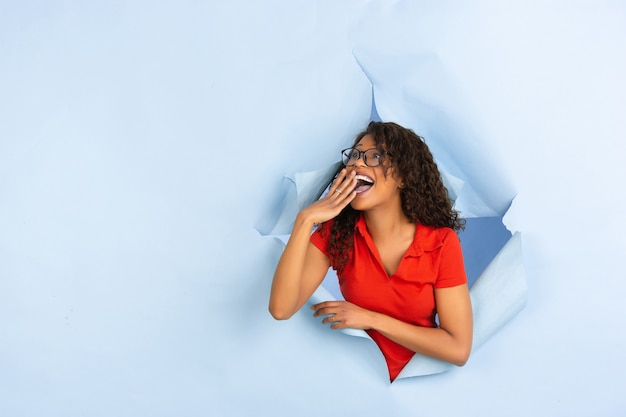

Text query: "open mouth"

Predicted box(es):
[354, 174, 374, 194]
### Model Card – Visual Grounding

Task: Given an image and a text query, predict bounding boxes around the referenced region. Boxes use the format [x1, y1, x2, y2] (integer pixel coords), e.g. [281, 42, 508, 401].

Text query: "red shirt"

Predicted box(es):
[310, 215, 467, 381]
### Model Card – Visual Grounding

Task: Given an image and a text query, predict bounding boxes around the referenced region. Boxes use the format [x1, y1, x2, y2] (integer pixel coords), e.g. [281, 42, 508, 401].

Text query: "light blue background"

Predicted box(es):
[1, 1, 625, 416]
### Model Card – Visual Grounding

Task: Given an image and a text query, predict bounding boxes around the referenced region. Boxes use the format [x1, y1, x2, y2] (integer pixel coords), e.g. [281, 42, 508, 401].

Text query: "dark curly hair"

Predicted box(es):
[320, 121, 465, 273]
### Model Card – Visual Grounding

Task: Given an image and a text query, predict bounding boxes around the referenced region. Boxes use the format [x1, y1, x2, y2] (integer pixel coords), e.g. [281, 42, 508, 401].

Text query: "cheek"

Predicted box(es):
[390, 173, 404, 189]
[381, 171, 402, 189]
[381, 165, 401, 182]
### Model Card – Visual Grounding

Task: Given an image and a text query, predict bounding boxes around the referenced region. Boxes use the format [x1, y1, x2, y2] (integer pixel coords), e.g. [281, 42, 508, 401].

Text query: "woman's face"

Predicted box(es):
[346, 135, 403, 213]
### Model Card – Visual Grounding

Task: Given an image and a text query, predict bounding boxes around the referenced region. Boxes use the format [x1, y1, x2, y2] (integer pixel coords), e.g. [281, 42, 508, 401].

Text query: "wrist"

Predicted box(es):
[295, 209, 319, 229]
[368, 310, 387, 332]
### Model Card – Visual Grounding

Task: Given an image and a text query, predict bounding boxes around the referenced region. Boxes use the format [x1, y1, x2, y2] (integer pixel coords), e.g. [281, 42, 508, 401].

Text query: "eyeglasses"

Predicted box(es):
[341, 147, 391, 167]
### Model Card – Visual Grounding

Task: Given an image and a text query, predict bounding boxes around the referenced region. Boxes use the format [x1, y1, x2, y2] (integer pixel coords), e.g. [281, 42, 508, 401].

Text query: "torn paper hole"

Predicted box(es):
[258, 161, 527, 379]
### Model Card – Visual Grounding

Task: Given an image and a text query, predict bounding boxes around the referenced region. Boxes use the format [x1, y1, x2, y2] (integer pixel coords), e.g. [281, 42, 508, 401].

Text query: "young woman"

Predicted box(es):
[269, 121, 473, 381]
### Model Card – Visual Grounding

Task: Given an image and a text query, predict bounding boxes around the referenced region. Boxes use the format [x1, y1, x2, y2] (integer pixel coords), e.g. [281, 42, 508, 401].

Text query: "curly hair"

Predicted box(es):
[320, 121, 465, 273]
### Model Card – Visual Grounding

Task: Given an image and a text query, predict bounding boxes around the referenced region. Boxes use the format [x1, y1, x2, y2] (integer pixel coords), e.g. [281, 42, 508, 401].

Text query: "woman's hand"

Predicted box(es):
[311, 300, 377, 330]
[298, 169, 357, 226]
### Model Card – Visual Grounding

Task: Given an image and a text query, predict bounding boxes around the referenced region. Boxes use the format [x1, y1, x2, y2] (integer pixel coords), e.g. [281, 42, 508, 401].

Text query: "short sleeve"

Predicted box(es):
[309, 220, 333, 257]
[434, 229, 468, 289]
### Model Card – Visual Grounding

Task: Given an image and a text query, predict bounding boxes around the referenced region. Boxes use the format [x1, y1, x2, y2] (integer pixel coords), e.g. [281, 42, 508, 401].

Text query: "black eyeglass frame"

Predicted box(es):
[340, 147, 392, 167]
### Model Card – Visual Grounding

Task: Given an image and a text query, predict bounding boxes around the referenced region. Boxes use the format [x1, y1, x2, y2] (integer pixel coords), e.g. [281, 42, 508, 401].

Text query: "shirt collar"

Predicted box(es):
[355, 214, 443, 257]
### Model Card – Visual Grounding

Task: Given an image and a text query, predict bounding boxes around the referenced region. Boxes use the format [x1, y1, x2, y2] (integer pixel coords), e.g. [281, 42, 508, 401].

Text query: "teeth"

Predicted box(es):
[355, 175, 374, 184]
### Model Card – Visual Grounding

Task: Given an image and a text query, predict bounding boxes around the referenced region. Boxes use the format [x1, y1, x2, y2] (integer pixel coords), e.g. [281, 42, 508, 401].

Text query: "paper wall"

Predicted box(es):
[1, 1, 625, 416]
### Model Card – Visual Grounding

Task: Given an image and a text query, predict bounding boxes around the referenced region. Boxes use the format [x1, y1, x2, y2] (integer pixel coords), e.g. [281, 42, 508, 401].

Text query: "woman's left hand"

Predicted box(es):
[311, 301, 377, 330]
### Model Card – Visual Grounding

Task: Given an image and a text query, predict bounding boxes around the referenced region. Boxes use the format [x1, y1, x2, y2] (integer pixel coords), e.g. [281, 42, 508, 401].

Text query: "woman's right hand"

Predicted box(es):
[298, 168, 357, 225]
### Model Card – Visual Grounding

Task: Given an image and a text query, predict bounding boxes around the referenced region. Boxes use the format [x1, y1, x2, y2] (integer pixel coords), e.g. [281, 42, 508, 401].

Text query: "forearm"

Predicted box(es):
[269, 213, 319, 319]
[370, 312, 472, 366]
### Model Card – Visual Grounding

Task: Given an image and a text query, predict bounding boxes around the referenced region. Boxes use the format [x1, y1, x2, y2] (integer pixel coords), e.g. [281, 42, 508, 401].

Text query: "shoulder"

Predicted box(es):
[416, 224, 459, 252]
[419, 224, 457, 237]
[310, 219, 336, 247]
[314, 219, 335, 237]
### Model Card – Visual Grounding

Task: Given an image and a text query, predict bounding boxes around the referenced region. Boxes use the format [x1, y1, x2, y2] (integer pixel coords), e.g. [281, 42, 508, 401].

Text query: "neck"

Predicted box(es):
[362, 206, 413, 241]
